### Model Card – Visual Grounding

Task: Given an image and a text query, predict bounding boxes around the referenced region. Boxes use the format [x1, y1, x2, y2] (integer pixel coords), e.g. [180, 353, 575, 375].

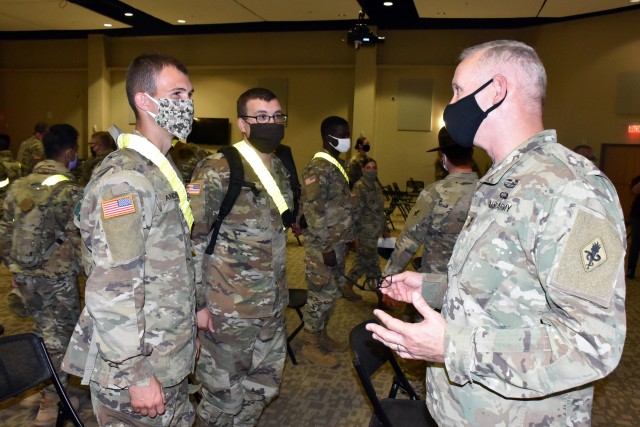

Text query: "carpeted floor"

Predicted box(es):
[0, 211, 638, 426]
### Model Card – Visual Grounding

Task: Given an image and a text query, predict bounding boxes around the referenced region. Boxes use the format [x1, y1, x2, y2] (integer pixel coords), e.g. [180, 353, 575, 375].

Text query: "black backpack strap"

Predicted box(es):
[204, 146, 244, 255]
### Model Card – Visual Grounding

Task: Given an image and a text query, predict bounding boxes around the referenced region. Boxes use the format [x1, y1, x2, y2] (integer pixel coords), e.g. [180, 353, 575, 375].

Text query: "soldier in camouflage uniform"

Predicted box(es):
[0, 133, 21, 211]
[300, 116, 355, 368]
[368, 40, 627, 426]
[17, 121, 48, 176]
[383, 127, 478, 310]
[79, 131, 116, 185]
[345, 157, 387, 300]
[190, 88, 292, 426]
[168, 139, 211, 184]
[62, 53, 212, 427]
[0, 124, 83, 426]
[345, 136, 370, 188]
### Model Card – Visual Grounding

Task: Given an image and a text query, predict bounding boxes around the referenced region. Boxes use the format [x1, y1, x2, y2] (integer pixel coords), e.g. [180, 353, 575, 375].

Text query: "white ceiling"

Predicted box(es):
[0, 0, 638, 33]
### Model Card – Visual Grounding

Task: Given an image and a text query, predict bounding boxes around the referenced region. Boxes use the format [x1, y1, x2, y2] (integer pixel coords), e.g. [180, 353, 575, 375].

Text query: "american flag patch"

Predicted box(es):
[305, 176, 316, 186]
[186, 182, 202, 196]
[102, 194, 136, 219]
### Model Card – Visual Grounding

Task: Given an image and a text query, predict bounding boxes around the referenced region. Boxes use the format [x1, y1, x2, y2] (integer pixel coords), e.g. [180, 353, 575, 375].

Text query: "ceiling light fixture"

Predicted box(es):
[124, 12, 133, 17]
[383, 1, 393, 5]
[177, 19, 186, 23]
[103, 23, 112, 27]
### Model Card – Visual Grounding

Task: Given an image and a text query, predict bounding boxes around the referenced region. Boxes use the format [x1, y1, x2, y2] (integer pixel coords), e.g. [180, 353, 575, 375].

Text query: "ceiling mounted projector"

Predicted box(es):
[347, 11, 385, 49]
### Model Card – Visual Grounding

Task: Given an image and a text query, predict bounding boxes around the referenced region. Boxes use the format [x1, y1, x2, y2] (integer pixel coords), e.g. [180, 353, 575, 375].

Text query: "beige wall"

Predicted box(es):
[1, 9, 639, 186]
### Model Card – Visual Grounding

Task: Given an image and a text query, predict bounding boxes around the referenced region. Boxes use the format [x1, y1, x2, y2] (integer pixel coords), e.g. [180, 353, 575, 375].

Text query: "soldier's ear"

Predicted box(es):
[134, 92, 153, 114]
[237, 117, 248, 134]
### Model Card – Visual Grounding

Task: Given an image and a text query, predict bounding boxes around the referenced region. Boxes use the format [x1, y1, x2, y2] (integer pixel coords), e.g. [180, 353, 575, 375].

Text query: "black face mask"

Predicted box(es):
[443, 78, 506, 148]
[247, 123, 285, 153]
[361, 144, 370, 152]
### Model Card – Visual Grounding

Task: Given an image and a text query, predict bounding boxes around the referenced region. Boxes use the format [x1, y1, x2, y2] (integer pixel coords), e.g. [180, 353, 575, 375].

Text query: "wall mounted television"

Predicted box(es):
[188, 117, 230, 145]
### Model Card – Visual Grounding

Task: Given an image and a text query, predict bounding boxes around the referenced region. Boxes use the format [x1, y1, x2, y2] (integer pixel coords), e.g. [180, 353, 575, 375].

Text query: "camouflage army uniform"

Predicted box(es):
[62, 134, 200, 426]
[383, 171, 478, 309]
[346, 152, 367, 188]
[17, 135, 45, 175]
[0, 150, 21, 212]
[425, 130, 626, 426]
[79, 154, 108, 186]
[0, 159, 82, 391]
[301, 154, 355, 332]
[169, 140, 211, 184]
[346, 173, 386, 288]
[190, 146, 292, 426]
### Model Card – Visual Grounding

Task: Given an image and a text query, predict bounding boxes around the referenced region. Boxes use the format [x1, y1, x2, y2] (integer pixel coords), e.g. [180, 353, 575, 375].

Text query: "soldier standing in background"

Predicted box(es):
[17, 121, 48, 176]
[345, 157, 388, 301]
[300, 116, 355, 368]
[168, 139, 211, 184]
[345, 136, 370, 188]
[0, 124, 83, 426]
[79, 131, 117, 185]
[62, 52, 212, 426]
[382, 127, 478, 310]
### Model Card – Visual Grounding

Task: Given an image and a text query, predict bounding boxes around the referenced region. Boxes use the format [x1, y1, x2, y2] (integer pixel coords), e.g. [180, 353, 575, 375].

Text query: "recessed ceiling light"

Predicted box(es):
[103, 23, 112, 27]
[124, 12, 133, 17]
[384, 1, 393, 6]
[177, 19, 186, 24]
[436, 11, 446, 15]
[631, 0, 640, 3]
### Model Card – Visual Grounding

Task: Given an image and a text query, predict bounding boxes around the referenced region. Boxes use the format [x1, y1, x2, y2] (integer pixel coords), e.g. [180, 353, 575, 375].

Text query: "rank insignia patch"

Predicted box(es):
[102, 194, 136, 219]
[581, 237, 607, 272]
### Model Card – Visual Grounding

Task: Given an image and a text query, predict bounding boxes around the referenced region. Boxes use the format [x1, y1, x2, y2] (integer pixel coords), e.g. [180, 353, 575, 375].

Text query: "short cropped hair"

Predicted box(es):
[320, 116, 349, 139]
[91, 131, 116, 151]
[125, 53, 189, 118]
[43, 124, 78, 160]
[0, 133, 10, 151]
[355, 136, 368, 150]
[461, 40, 547, 106]
[236, 88, 279, 117]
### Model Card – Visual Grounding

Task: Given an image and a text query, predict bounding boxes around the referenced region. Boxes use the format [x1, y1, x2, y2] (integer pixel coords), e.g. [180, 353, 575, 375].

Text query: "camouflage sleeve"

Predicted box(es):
[189, 155, 227, 306]
[352, 182, 365, 236]
[346, 156, 360, 185]
[301, 160, 332, 252]
[83, 170, 156, 387]
[383, 189, 436, 276]
[445, 178, 626, 398]
[59, 184, 84, 263]
[0, 187, 16, 265]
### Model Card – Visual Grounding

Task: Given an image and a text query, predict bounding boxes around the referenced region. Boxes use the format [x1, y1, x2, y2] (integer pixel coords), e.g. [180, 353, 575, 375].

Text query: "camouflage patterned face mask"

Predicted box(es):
[145, 93, 194, 140]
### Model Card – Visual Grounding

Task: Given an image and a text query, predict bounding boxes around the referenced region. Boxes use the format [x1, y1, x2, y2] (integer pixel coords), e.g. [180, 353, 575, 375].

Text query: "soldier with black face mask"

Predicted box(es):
[346, 136, 371, 188]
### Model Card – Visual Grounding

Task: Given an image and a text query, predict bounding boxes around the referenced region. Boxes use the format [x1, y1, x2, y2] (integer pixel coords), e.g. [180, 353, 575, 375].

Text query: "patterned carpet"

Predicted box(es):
[0, 211, 638, 426]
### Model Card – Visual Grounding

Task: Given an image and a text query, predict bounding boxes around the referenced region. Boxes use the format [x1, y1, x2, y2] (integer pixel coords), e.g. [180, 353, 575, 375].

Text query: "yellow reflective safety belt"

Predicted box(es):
[118, 133, 194, 229]
[234, 140, 290, 218]
[0, 177, 9, 188]
[313, 152, 349, 184]
[42, 174, 70, 186]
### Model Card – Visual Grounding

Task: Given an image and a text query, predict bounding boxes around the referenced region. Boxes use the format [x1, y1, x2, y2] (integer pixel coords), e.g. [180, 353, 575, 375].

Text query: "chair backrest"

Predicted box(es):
[350, 320, 421, 427]
[0, 333, 52, 400]
[0, 333, 84, 426]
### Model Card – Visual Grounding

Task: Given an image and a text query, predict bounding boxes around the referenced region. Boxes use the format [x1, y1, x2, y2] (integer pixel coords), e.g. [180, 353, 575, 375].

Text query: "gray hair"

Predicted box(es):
[461, 40, 547, 106]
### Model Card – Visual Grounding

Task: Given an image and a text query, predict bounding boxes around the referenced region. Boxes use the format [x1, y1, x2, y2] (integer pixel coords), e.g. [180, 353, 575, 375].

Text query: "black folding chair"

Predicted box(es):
[286, 288, 308, 365]
[350, 320, 437, 427]
[0, 333, 84, 427]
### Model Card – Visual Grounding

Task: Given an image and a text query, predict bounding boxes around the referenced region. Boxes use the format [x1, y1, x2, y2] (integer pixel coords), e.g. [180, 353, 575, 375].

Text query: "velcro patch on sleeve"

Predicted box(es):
[304, 175, 317, 186]
[186, 182, 202, 196]
[102, 194, 136, 219]
[550, 206, 623, 308]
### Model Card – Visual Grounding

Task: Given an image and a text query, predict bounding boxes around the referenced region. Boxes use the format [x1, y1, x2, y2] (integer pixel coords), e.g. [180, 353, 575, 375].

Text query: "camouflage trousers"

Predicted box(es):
[14, 273, 80, 391]
[346, 235, 381, 288]
[303, 243, 347, 333]
[90, 377, 194, 427]
[195, 314, 286, 427]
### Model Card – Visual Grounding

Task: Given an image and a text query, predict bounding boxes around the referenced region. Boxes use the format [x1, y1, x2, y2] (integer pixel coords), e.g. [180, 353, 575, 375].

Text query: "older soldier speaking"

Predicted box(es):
[368, 40, 627, 426]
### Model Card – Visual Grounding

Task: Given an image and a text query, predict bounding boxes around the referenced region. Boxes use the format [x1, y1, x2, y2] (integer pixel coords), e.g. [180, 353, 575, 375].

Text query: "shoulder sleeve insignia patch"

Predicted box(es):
[102, 194, 136, 219]
[186, 182, 202, 196]
[304, 176, 316, 186]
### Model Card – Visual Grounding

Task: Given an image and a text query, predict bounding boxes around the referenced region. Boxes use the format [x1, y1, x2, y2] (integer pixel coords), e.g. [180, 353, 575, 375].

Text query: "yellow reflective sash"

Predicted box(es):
[118, 133, 194, 229]
[0, 177, 9, 188]
[234, 140, 290, 217]
[313, 152, 349, 184]
[42, 174, 70, 186]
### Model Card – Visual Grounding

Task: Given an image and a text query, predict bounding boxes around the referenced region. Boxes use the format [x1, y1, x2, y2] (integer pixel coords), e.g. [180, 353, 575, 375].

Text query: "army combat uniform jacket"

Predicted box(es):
[190, 147, 293, 319]
[17, 135, 45, 176]
[427, 130, 626, 426]
[352, 175, 385, 244]
[384, 171, 477, 308]
[63, 134, 199, 390]
[302, 155, 355, 252]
